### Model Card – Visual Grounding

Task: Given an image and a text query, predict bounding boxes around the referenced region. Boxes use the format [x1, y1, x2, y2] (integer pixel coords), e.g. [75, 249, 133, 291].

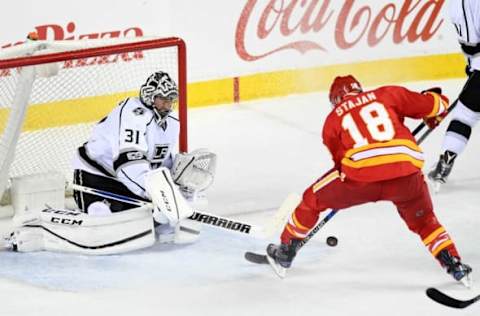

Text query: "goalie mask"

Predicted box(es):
[329, 75, 363, 106]
[139, 72, 179, 125]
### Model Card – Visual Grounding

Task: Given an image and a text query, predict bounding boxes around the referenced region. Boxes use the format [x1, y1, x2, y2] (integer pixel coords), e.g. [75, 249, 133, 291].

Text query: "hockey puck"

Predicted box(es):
[326, 236, 338, 247]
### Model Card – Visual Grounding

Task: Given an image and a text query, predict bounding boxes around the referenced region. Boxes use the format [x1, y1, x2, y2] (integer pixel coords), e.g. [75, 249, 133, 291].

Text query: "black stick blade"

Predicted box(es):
[426, 287, 479, 309]
[244, 252, 269, 264]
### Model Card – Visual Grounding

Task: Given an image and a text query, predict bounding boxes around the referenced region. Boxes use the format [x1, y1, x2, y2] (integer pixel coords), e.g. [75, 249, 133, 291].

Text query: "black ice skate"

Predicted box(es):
[266, 239, 301, 278]
[428, 150, 457, 192]
[437, 249, 473, 288]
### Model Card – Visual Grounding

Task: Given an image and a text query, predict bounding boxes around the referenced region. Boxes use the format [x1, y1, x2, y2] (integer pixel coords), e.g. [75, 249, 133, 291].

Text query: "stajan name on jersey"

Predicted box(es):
[335, 92, 377, 116]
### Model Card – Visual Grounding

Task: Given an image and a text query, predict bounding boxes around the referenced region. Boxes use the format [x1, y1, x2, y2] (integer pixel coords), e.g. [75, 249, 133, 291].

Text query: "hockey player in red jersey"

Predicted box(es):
[266, 75, 472, 286]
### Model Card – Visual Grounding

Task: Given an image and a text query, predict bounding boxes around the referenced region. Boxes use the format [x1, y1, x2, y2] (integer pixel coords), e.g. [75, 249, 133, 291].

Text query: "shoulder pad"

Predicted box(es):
[121, 98, 153, 120]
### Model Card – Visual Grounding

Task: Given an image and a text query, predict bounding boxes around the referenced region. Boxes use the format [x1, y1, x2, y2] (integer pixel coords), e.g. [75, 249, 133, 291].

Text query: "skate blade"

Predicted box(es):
[433, 181, 442, 194]
[428, 179, 442, 194]
[460, 274, 473, 289]
[266, 254, 286, 279]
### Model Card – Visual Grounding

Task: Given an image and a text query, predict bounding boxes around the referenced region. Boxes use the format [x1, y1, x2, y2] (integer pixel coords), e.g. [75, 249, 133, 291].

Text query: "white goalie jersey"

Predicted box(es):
[72, 97, 180, 198]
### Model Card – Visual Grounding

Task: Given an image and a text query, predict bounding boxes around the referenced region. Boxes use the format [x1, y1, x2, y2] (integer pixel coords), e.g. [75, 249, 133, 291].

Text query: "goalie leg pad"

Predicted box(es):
[7, 206, 155, 255]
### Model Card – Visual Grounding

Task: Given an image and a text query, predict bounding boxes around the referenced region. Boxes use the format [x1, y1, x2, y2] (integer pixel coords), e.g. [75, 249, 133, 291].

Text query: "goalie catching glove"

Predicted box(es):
[171, 148, 217, 193]
[421, 87, 450, 129]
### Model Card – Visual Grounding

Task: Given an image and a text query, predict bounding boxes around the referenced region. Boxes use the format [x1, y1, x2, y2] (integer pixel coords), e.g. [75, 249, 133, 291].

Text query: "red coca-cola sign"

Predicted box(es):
[236, 0, 445, 61]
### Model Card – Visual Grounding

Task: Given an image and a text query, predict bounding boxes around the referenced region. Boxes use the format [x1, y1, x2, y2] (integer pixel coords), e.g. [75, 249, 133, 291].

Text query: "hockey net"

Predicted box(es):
[0, 37, 187, 213]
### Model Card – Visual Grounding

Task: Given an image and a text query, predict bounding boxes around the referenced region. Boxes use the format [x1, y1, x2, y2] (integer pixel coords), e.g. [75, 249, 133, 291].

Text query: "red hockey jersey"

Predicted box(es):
[322, 86, 447, 182]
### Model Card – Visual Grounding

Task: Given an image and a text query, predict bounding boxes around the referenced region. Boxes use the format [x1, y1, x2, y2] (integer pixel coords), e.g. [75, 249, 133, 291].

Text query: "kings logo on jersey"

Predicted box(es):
[150, 145, 170, 169]
[133, 107, 145, 116]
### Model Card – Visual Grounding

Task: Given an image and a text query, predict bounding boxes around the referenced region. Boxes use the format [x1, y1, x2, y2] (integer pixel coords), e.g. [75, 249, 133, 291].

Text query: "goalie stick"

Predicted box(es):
[244, 105, 450, 265]
[426, 287, 480, 309]
[71, 184, 266, 238]
[244, 209, 337, 264]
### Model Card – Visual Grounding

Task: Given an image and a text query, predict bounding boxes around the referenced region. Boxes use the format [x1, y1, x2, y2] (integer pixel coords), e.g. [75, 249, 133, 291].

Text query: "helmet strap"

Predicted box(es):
[153, 108, 172, 128]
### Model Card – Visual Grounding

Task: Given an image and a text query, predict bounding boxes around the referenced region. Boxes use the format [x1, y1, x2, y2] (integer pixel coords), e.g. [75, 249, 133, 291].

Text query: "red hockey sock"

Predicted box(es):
[280, 199, 323, 244]
[422, 226, 459, 261]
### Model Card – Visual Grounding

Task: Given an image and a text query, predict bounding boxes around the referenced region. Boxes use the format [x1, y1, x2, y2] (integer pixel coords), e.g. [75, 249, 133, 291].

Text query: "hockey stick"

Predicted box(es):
[244, 208, 338, 264]
[410, 92, 460, 142]
[71, 184, 267, 238]
[415, 99, 459, 144]
[297, 208, 337, 249]
[426, 288, 480, 309]
[245, 110, 447, 265]
[411, 121, 428, 138]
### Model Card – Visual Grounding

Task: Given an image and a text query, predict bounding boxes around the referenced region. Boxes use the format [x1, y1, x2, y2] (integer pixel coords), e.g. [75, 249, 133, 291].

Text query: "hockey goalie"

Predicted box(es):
[4, 71, 217, 255]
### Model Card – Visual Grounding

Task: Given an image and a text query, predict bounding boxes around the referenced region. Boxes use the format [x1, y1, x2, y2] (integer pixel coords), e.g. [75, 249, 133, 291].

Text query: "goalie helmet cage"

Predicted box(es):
[0, 37, 188, 206]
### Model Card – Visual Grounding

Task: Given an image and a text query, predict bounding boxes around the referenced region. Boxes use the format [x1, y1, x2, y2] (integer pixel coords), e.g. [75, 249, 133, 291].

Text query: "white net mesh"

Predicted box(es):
[0, 38, 185, 202]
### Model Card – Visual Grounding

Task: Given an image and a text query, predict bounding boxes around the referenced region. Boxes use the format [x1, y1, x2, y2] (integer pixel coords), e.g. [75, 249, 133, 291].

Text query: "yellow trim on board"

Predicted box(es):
[3, 52, 466, 132]
[188, 78, 233, 108]
[238, 53, 466, 101]
[29, 92, 135, 129]
[0, 91, 136, 132]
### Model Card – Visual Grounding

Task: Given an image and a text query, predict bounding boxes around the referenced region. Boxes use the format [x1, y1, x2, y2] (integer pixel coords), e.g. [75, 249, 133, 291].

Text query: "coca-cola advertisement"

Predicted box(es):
[0, 0, 457, 81]
[236, 0, 446, 61]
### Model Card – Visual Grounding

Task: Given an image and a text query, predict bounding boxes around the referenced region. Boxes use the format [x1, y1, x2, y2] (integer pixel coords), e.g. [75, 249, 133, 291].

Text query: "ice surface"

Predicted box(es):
[0, 78, 478, 315]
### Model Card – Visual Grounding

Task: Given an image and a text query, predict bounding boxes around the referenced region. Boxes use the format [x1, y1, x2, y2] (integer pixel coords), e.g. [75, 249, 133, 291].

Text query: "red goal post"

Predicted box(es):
[0, 37, 187, 204]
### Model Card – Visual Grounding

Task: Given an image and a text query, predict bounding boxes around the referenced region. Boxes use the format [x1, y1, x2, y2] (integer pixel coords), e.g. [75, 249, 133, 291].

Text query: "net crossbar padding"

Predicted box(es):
[0, 37, 187, 202]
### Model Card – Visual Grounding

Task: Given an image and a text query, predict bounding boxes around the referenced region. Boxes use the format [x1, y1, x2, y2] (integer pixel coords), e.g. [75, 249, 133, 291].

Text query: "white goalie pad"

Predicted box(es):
[145, 167, 195, 225]
[7, 205, 155, 255]
[171, 148, 217, 193]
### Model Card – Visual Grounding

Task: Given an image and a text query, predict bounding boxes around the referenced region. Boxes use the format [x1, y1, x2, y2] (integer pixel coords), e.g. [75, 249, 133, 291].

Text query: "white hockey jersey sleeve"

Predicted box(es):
[113, 105, 152, 198]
